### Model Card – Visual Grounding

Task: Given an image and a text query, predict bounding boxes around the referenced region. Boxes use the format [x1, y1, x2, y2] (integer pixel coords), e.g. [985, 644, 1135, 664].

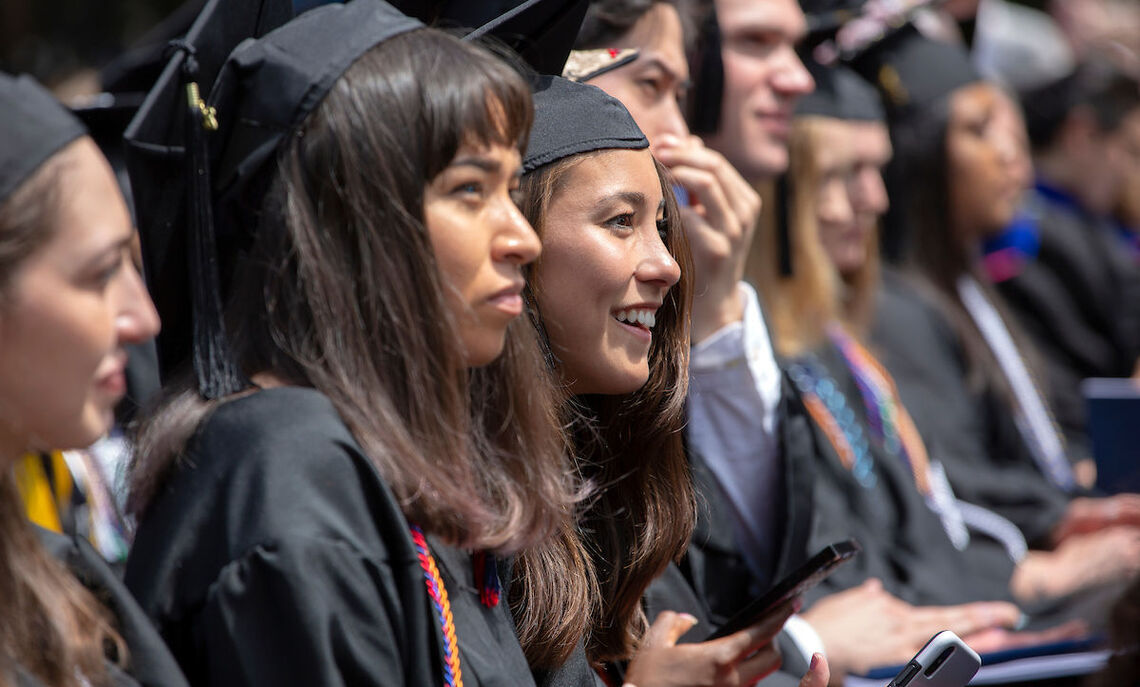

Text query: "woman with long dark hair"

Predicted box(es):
[123, 3, 590, 684]
[0, 72, 183, 687]
[867, 28, 1140, 607]
[516, 75, 829, 687]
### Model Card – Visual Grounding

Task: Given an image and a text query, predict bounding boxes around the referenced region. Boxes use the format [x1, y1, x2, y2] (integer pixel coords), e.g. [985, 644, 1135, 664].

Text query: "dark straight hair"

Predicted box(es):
[884, 88, 1034, 408]
[130, 28, 592, 665]
[518, 151, 696, 664]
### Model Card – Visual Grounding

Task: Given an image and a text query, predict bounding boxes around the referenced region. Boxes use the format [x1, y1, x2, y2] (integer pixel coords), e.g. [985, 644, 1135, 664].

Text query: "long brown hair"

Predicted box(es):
[0, 145, 123, 687]
[130, 28, 590, 663]
[749, 117, 881, 357]
[518, 152, 696, 665]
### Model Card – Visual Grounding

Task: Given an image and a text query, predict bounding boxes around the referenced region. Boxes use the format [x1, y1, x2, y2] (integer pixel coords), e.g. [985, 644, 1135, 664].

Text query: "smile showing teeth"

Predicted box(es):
[614, 308, 657, 329]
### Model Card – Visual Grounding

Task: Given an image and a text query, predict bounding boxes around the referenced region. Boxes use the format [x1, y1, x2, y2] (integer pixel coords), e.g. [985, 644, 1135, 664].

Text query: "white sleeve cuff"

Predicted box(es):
[783, 614, 827, 665]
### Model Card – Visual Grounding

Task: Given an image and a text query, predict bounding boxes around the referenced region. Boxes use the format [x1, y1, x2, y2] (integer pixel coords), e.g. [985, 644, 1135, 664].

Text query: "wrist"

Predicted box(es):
[691, 284, 745, 344]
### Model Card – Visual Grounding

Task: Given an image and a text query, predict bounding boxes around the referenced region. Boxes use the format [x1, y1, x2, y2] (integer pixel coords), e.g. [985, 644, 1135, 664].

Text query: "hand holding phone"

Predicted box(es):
[887, 631, 981, 687]
[706, 539, 860, 641]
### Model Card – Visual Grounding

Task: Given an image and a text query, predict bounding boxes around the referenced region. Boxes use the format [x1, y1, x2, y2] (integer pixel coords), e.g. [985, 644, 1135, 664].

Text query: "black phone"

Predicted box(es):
[705, 539, 860, 641]
[886, 631, 981, 687]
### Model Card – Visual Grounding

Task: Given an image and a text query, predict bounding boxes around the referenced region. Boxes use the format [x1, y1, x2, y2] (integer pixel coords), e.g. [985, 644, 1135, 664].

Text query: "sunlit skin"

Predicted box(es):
[946, 83, 1031, 245]
[1114, 108, 1140, 227]
[583, 2, 763, 343]
[701, 0, 815, 183]
[423, 142, 541, 367]
[587, 3, 691, 147]
[0, 138, 160, 462]
[532, 148, 680, 395]
[814, 119, 892, 280]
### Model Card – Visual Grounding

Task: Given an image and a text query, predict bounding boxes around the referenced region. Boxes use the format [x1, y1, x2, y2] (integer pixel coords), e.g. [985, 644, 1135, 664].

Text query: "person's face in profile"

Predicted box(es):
[700, 0, 815, 183]
[532, 148, 680, 395]
[423, 141, 540, 368]
[945, 83, 1030, 243]
[0, 137, 160, 459]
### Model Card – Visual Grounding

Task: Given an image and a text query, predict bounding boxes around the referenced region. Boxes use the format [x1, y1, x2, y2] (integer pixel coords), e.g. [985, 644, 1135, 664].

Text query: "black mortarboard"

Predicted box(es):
[0, 73, 86, 205]
[779, 60, 882, 276]
[124, 0, 294, 398]
[390, 0, 588, 75]
[796, 60, 883, 122]
[848, 24, 979, 121]
[523, 75, 647, 173]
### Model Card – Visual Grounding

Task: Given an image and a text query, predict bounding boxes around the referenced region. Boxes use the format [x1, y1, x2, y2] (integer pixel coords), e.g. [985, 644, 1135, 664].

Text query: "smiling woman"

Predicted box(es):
[530, 147, 680, 395]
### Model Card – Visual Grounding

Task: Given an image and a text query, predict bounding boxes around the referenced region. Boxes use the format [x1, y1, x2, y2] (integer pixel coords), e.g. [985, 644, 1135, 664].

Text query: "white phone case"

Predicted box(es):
[886, 631, 982, 687]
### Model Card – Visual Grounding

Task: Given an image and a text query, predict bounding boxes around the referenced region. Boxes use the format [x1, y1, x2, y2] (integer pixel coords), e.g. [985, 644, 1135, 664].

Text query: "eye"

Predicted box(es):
[638, 77, 664, 97]
[88, 254, 124, 289]
[509, 187, 525, 208]
[450, 181, 483, 197]
[606, 212, 635, 230]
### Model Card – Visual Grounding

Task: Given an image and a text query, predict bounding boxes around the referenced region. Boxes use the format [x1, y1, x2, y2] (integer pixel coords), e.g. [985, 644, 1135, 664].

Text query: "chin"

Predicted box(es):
[574, 365, 650, 397]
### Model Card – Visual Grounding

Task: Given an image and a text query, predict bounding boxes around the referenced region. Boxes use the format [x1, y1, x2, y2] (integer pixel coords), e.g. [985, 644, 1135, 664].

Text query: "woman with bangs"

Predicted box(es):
[123, 3, 590, 685]
[515, 75, 829, 687]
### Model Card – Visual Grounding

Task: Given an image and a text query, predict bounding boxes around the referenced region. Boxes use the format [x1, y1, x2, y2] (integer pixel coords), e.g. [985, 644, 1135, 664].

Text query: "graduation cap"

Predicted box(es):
[796, 59, 883, 122]
[129, 0, 588, 399]
[391, 0, 588, 75]
[523, 75, 647, 173]
[774, 59, 883, 276]
[847, 24, 979, 122]
[0, 73, 87, 206]
[124, 0, 294, 398]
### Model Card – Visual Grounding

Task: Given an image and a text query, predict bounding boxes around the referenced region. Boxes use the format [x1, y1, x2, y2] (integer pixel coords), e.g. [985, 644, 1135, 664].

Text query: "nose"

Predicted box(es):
[852, 167, 889, 217]
[493, 198, 542, 266]
[773, 45, 814, 99]
[115, 260, 161, 345]
[652, 99, 690, 144]
[636, 231, 682, 289]
[818, 180, 855, 226]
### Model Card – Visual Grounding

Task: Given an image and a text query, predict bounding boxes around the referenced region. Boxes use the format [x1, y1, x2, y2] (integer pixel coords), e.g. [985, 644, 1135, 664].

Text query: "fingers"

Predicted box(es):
[911, 601, 1020, 638]
[736, 641, 782, 685]
[798, 654, 829, 687]
[655, 134, 760, 240]
[642, 611, 701, 649]
[717, 599, 799, 659]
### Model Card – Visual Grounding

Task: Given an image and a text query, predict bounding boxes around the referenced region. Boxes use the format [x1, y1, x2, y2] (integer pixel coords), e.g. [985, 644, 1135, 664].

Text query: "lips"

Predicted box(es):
[94, 352, 128, 397]
[488, 281, 526, 317]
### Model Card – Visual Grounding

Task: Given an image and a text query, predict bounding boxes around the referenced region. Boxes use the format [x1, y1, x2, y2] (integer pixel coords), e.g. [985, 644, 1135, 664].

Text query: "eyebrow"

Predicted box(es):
[602, 190, 650, 209]
[449, 155, 502, 173]
[637, 56, 693, 90]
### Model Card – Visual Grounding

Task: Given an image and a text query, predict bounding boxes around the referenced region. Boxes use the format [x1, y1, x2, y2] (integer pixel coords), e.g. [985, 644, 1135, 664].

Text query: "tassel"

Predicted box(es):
[178, 45, 246, 399]
[472, 551, 500, 608]
[777, 174, 794, 276]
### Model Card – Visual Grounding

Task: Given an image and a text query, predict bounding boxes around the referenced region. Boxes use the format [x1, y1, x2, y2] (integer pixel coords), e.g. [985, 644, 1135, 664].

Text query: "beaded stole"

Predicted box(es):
[788, 358, 877, 488]
[827, 325, 932, 495]
[410, 525, 464, 687]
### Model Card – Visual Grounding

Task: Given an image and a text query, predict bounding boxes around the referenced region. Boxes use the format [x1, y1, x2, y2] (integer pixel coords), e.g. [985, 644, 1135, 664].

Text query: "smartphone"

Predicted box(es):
[886, 631, 981, 687]
[705, 539, 860, 641]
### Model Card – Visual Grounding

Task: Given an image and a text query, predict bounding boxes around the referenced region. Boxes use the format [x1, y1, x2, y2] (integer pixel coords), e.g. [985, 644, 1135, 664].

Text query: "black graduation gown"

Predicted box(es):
[18, 528, 190, 687]
[801, 342, 1015, 607]
[125, 387, 534, 687]
[870, 268, 1070, 547]
[678, 359, 819, 687]
[989, 188, 1140, 448]
[681, 367, 816, 625]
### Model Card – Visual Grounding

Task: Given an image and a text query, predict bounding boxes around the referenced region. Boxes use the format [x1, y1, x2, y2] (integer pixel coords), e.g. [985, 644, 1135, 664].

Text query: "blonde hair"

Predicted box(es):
[746, 117, 883, 356]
